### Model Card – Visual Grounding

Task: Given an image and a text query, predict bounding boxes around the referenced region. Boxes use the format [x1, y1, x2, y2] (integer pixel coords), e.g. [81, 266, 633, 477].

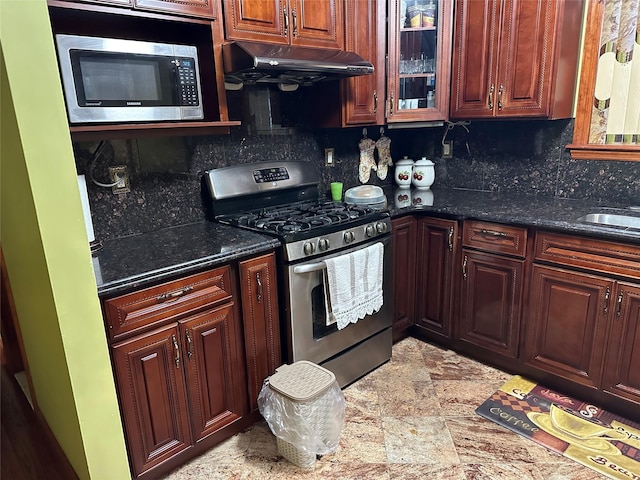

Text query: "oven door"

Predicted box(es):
[283, 234, 392, 366]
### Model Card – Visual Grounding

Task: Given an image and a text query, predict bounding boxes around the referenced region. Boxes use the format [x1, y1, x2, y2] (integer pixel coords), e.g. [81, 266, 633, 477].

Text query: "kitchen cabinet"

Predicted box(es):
[302, 0, 386, 128]
[54, 0, 217, 19]
[386, 0, 454, 123]
[458, 221, 527, 359]
[239, 253, 281, 412]
[525, 231, 640, 400]
[414, 217, 458, 343]
[104, 253, 281, 480]
[222, 0, 344, 50]
[449, 0, 583, 120]
[602, 284, 640, 405]
[106, 265, 247, 478]
[47, 1, 238, 141]
[392, 216, 417, 342]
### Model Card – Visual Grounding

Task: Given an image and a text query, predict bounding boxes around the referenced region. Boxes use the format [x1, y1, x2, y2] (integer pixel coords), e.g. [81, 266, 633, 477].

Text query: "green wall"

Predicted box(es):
[0, 0, 130, 478]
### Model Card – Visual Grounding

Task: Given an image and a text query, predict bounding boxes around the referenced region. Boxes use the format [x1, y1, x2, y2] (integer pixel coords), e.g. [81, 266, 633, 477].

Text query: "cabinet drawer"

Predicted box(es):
[462, 221, 527, 257]
[104, 266, 233, 341]
[534, 231, 640, 281]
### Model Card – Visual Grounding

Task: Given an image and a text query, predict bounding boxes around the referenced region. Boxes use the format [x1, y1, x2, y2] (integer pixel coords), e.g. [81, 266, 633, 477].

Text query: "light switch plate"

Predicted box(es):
[325, 148, 335, 167]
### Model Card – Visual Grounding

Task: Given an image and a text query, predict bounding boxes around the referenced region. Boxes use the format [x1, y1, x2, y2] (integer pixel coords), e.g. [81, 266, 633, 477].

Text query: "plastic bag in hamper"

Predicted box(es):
[258, 378, 345, 456]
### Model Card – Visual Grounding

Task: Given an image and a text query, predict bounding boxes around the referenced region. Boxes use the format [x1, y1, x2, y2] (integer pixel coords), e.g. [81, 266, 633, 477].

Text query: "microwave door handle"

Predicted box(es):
[293, 261, 326, 274]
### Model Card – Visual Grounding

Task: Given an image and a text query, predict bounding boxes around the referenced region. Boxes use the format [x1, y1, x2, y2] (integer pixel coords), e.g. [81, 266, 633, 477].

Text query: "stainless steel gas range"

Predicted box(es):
[204, 161, 392, 387]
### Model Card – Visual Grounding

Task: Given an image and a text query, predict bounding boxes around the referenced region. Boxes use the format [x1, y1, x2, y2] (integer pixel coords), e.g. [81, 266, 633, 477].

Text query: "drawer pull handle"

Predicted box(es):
[479, 229, 507, 238]
[604, 286, 611, 314]
[292, 9, 298, 37]
[283, 7, 289, 36]
[448, 226, 454, 252]
[389, 92, 394, 116]
[373, 90, 378, 114]
[462, 255, 468, 280]
[172, 335, 180, 368]
[186, 330, 193, 359]
[256, 272, 263, 303]
[498, 84, 504, 110]
[616, 291, 623, 317]
[488, 84, 494, 110]
[157, 287, 193, 302]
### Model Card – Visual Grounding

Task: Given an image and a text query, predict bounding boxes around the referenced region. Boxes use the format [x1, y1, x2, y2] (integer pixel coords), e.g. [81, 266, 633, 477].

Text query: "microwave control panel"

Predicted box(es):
[176, 58, 199, 106]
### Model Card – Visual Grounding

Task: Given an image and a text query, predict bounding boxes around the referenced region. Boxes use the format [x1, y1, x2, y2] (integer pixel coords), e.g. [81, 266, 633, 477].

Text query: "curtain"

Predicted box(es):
[589, 0, 640, 145]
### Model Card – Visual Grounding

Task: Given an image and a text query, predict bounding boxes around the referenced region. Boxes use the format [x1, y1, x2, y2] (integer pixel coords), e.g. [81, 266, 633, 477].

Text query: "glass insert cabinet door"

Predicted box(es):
[387, 0, 453, 123]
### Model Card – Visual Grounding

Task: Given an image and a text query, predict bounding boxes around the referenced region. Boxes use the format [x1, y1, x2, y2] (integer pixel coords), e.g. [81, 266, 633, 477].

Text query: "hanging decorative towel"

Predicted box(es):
[358, 128, 377, 183]
[375, 127, 393, 180]
[323, 242, 384, 330]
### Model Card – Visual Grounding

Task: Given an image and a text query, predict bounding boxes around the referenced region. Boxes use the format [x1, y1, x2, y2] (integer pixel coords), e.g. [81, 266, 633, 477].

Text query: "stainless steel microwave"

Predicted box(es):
[55, 34, 204, 124]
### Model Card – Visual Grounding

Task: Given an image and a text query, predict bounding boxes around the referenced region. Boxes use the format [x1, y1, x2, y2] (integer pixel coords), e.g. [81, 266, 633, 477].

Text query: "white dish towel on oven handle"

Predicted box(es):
[323, 242, 384, 330]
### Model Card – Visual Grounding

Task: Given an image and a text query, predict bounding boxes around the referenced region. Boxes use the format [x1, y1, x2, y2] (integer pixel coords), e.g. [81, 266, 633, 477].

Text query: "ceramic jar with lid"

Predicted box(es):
[394, 156, 414, 188]
[412, 157, 435, 189]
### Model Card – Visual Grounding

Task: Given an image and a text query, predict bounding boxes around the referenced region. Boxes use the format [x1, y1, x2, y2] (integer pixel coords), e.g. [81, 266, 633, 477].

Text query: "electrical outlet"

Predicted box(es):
[442, 141, 453, 159]
[108, 166, 130, 194]
[325, 148, 335, 167]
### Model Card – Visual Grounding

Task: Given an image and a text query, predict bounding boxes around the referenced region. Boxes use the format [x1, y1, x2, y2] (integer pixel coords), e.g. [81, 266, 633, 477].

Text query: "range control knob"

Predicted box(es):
[365, 224, 376, 238]
[376, 221, 388, 234]
[318, 238, 330, 251]
[303, 242, 315, 256]
[343, 231, 355, 244]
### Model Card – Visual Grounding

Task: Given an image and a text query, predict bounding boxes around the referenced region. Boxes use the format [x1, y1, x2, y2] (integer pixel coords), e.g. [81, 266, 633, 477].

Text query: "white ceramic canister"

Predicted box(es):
[394, 156, 414, 188]
[412, 157, 435, 189]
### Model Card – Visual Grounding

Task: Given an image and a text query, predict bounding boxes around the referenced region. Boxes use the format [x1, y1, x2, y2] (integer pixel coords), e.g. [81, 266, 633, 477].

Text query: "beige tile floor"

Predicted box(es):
[163, 337, 604, 479]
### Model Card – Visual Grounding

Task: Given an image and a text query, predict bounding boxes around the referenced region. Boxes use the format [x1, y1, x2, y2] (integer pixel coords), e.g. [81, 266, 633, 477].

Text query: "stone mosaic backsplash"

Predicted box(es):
[74, 118, 639, 242]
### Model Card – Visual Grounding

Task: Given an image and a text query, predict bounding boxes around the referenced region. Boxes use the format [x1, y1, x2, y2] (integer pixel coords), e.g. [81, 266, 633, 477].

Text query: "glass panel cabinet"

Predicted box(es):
[387, 0, 453, 123]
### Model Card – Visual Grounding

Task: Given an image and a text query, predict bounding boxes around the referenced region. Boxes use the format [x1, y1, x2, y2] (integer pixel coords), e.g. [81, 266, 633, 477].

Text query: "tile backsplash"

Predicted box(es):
[74, 118, 639, 243]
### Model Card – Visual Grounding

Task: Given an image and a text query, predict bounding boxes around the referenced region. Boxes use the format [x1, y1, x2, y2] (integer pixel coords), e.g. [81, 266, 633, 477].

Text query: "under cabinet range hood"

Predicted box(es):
[222, 41, 374, 89]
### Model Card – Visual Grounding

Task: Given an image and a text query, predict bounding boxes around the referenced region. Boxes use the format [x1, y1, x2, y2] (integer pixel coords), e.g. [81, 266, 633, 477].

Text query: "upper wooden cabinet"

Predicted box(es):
[303, 0, 386, 127]
[387, 0, 454, 123]
[450, 0, 583, 120]
[56, 0, 217, 18]
[222, 0, 344, 50]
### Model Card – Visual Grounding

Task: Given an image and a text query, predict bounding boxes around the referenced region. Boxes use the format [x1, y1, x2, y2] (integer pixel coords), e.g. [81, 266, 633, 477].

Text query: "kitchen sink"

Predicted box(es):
[577, 211, 640, 230]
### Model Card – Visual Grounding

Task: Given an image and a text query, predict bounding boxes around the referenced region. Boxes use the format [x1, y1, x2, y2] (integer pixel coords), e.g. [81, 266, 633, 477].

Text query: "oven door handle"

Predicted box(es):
[293, 261, 326, 274]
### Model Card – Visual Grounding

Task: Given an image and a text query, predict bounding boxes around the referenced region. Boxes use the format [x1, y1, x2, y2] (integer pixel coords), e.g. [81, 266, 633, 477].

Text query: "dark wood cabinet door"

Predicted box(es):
[415, 217, 458, 342]
[451, 0, 579, 119]
[392, 216, 417, 341]
[342, 0, 386, 126]
[524, 265, 610, 388]
[222, 0, 342, 48]
[180, 304, 246, 442]
[134, 0, 216, 17]
[290, 0, 343, 49]
[494, 0, 556, 117]
[450, 0, 499, 119]
[459, 249, 524, 358]
[223, 0, 288, 44]
[239, 253, 281, 412]
[112, 324, 192, 477]
[603, 283, 640, 404]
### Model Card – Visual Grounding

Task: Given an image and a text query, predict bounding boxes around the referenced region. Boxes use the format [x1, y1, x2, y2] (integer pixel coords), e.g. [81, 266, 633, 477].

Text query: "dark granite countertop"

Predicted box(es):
[383, 186, 640, 244]
[93, 222, 280, 297]
[94, 189, 639, 297]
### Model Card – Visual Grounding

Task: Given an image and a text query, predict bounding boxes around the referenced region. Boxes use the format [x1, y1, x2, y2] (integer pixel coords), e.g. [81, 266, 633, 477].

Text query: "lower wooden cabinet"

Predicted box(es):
[112, 323, 193, 477]
[105, 252, 280, 479]
[458, 221, 527, 359]
[392, 216, 417, 341]
[239, 253, 281, 412]
[414, 217, 458, 342]
[524, 265, 609, 388]
[602, 283, 640, 404]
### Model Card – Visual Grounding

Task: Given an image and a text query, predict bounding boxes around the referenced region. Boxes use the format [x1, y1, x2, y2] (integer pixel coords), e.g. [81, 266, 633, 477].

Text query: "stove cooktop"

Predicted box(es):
[216, 199, 386, 241]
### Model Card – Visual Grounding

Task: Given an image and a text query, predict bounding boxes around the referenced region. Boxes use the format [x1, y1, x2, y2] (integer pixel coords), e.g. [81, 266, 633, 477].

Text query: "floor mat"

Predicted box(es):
[476, 376, 640, 480]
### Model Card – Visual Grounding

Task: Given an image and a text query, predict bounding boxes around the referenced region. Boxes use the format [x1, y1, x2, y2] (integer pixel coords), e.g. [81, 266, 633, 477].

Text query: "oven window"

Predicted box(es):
[311, 284, 337, 339]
